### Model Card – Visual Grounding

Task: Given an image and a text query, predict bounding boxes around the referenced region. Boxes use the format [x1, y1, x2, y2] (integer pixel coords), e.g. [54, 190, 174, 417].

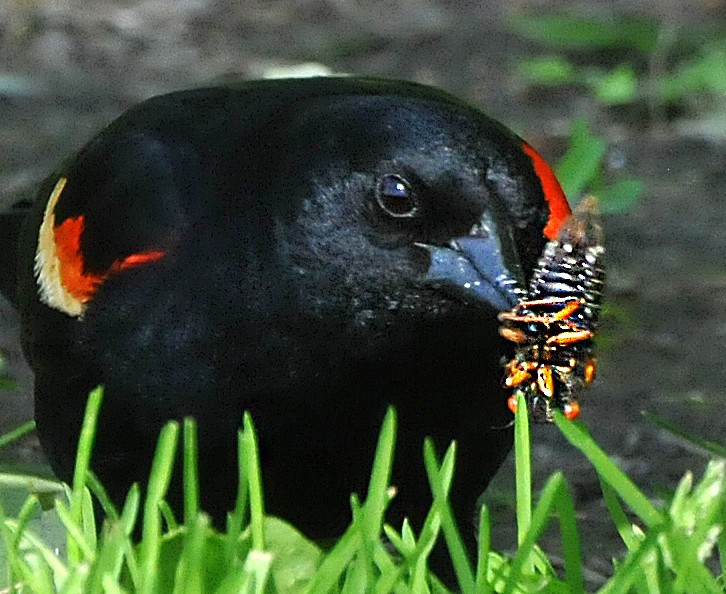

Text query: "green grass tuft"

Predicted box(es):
[0, 387, 724, 592]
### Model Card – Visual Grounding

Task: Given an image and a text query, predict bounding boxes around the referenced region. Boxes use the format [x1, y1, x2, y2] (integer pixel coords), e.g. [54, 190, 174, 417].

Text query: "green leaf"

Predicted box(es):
[595, 64, 638, 105]
[555, 117, 606, 198]
[515, 56, 576, 85]
[265, 517, 322, 593]
[660, 42, 726, 101]
[596, 178, 644, 214]
[507, 14, 659, 53]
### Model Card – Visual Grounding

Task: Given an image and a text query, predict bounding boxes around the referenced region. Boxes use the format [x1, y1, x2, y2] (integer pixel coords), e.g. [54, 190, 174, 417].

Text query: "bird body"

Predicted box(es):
[2, 77, 570, 539]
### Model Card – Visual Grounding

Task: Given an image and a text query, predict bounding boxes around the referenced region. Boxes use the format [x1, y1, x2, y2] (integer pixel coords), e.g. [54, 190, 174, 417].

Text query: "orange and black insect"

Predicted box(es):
[499, 197, 605, 422]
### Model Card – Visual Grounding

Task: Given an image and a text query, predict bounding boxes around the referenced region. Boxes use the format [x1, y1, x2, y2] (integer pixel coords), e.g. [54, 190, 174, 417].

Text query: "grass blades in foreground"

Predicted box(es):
[0, 386, 724, 592]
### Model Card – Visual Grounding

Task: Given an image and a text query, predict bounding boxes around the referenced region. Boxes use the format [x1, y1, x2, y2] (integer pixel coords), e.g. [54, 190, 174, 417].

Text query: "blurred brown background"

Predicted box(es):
[1, 0, 724, 579]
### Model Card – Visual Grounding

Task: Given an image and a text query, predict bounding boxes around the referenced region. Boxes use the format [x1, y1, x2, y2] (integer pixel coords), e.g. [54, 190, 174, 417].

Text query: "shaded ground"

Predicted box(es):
[1, 0, 724, 580]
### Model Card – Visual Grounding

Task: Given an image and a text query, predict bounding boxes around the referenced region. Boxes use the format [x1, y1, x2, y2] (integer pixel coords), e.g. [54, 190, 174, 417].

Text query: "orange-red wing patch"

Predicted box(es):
[53, 215, 106, 303]
[36, 176, 166, 317]
[522, 142, 571, 240]
[54, 216, 166, 303]
[112, 250, 166, 272]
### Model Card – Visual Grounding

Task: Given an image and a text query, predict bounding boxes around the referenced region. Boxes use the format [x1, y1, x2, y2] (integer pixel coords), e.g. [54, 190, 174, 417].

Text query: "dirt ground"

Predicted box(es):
[1, 0, 724, 581]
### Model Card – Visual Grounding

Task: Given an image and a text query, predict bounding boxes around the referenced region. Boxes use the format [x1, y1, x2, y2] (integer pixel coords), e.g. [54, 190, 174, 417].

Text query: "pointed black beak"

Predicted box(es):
[418, 211, 526, 311]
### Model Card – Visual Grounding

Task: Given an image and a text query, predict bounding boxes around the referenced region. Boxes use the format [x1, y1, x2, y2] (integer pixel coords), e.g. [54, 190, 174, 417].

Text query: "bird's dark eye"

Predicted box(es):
[376, 174, 418, 218]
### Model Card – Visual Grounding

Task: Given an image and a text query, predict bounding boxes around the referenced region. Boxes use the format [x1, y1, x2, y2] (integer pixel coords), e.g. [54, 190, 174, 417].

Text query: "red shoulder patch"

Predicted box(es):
[53, 214, 105, 303]
[53, 216, 166, 304]
[36, 176, 166, 317]
[522, 142, 571, 240]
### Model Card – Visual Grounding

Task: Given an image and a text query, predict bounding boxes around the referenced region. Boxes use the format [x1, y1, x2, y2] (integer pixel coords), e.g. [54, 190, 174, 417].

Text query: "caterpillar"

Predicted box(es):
[499, 197, 605, 422]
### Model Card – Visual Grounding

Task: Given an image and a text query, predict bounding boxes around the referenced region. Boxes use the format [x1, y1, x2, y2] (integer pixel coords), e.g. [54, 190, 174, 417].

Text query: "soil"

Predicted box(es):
[1, 0, 724, 582]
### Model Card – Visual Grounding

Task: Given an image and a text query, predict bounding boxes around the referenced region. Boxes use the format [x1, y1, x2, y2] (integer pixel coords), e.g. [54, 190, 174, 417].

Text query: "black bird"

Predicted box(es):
[0, 77, 570, 543]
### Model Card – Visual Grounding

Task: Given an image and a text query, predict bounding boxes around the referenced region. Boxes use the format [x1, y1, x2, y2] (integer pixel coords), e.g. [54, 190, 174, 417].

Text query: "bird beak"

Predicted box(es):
[417, 211, 527, 311]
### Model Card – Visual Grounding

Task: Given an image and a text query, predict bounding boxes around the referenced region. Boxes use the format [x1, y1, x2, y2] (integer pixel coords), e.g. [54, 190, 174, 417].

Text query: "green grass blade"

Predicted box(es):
[183, 418, 200, 525]
[241, 549, 273, 593]
[349, 492, 375, 585]
[11, 494, 41, 549]
[403, 504, 440, 592]
[159, 499, 179, 531]
[86, 520, 130, 593]
[554, 413, 663, 527]
[383, 522, 409, 558]
[0, 473, 63, 494]
[120, 483, 141, 536]
[513, 392, 558, 578]
[242, 413, 265, 551]
[303, 524, 362, 594]
[0, 501, 23, 588]
[599, 476, 640, 551]
[0, 421, 36, 450]
[413, 437, 459, 566]
[718, 526, 726, 586]
[513, 391, 532, 549]
[69, 386, 104, 564]
[474, 504, 493, 594]
[225, 427, 249, 564]
[504, 473, 578, 593]
[139, 421, 180, 594]
[363, 407, 397, 543]
[102, 574, 126, 594]
[173, 513, 210, 594]
[120, 485, 142, 587]
[80, 485, 97, 550]
[373, 559, 404, 594]
[597, 524, 665, 594]
[555, 480, 584, 593]
[341, 535, 368, 593]
[414, 523, 440, 585]
[2, 515, 69, 587]
[86, 470, 120, 522]
[423, 439, 474, 594]
[55, 499, 95, 566]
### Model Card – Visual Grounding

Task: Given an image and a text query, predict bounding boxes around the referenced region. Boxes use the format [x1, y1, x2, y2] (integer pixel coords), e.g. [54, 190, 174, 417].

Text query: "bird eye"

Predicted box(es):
[376, 174, 418, 218]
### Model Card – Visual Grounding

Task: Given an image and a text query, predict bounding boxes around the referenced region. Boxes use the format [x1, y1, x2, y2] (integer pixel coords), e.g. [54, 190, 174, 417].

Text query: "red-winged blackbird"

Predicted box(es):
[0, 77, 570, 543]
